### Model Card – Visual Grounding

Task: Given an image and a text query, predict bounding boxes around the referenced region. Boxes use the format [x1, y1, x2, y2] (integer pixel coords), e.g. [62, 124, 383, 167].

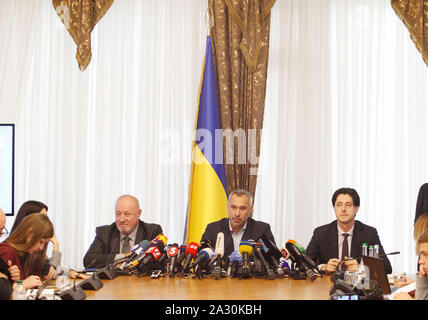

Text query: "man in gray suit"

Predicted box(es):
[306, 187, 392, 274]
[83, 195, 163, 268]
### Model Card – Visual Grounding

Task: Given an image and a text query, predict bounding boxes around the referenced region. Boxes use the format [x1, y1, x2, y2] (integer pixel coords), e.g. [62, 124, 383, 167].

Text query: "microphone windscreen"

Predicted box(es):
[214, 232, 225, 257]
[139, 240, 150, 250]
[287, 239, 306, 253]
[200, 248, 213, 261]
[186, 242, 199, 256]
[167, 245, 179, 257]
[239, 241, 253, 256]
[281, 247, 291, 260]
[280, 259, 290, 269]
[154, 234, 168, 245]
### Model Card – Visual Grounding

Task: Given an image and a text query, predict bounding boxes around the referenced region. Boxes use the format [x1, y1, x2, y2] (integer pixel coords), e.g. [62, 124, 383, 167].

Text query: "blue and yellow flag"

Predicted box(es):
[184, 36, 228, 244]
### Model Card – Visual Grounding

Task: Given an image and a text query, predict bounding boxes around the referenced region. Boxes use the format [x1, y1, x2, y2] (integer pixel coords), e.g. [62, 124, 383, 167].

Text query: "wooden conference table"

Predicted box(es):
[80, 274, 332, 300]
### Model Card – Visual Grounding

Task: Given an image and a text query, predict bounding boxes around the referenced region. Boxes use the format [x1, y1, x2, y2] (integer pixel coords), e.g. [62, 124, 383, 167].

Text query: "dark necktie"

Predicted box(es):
[341, 233, 349, 260]
[122, 236, 130, 253]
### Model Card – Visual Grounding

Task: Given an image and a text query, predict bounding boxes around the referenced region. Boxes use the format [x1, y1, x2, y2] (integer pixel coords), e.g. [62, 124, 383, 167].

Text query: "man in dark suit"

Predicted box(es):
[200, 189, 276, 257]
[83, 194, 163, 268]
[306, 187, 392, 274]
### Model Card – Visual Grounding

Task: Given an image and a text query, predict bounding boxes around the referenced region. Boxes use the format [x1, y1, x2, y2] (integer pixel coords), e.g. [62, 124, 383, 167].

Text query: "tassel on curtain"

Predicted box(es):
[53, 0, 114, 71]
[391, 0, 428, 67]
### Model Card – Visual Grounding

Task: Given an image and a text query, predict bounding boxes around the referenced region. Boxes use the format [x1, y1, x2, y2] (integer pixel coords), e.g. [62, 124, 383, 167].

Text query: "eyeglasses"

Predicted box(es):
[0, 226, 9, 236]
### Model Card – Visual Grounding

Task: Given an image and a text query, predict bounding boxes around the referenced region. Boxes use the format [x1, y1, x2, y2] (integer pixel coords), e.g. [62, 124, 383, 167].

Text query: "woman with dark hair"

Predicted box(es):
[0, 213, 54, 290]
[415, 183, 428, 224]
[11, 201, 61, 279]
[11, 200, 49, 233]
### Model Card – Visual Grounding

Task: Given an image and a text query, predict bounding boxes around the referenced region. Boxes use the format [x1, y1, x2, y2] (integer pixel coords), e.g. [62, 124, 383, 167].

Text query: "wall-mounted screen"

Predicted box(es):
[0, 124, 14, 216]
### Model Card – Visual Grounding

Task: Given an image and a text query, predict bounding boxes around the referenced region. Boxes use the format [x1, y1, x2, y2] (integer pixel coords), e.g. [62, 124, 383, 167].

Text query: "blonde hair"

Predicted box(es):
[6, 213, 54, 277]
[416, 229, 428, 255]
[414, 213, 428, 241]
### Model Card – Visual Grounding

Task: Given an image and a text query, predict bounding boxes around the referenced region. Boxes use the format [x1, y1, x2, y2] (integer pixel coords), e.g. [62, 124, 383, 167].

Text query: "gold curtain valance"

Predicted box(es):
[224, 0, 276, 70]
[53, 0, 114, 71]
[391, 0, 428, 67]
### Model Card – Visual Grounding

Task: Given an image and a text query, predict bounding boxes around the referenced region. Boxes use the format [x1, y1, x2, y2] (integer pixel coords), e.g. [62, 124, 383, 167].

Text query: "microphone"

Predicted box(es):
[213, 232, 224, 279]
[286, 239, 317, 281]
[182, 242, 199, 274]
[280, 246, 292, 261]
[198, 239, 213, 252]
[239, 240, 253, 279]
[57, 258, 110, 300]
[142, 240, 165, 266]
[127, 235, 168, 270]
[229, 250, 242, 278]
[253, 242, 275, 280]
[258, 238, 285, 278]
[175, 244, 188, 274]
[190, 247, 214, 270]
[191, 247, 214, 279]
[167, 243, 179, 278]
[120, 240, 150, 270]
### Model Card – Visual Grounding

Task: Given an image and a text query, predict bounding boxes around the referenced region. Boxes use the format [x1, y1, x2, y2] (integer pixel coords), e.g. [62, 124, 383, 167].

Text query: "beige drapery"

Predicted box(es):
[391, 0, 428, 67]
[52, 0, 114, 71]
[208, 0, 275, 205]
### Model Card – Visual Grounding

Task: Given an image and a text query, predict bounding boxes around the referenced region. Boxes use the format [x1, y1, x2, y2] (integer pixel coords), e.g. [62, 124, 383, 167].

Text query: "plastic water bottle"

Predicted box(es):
[12, 280, 27, 300]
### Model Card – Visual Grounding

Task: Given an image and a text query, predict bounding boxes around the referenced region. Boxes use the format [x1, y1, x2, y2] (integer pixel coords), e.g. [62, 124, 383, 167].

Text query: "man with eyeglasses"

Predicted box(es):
[83, 195, 163, 268]
[306, 187, 392, 274]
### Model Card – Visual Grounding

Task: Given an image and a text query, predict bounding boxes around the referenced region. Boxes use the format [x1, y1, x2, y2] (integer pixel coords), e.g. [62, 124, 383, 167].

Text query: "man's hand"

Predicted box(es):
[343, 257, 359, 272]
[322, 258, 341, 273]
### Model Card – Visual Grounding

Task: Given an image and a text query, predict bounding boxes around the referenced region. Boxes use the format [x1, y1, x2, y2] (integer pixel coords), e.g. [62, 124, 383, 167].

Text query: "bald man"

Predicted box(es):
[83, 195, 163, 268]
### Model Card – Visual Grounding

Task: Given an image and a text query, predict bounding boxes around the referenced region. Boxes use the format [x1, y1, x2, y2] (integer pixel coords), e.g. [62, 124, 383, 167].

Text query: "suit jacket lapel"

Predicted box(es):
[135, 221, 145, 244]
[350, 221, 363, 258]
[109, 227, 121, 254]
[330, 221, 339, 258]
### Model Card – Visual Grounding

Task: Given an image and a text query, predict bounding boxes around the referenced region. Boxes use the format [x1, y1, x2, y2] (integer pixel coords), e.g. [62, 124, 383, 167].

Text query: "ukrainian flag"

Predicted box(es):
[184, 36, 228, 244]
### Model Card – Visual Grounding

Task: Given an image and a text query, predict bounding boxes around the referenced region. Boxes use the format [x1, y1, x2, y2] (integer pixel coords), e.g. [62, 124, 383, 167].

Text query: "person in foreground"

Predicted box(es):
[0, 209, 12, 299]
[394, 222, 428, 300]
[200, 189, 276, 257]
[306, 187, 392, 274]
[83, 194, 163, 268]
[11, 200, 60, 279]
[0, 213, 54, 290]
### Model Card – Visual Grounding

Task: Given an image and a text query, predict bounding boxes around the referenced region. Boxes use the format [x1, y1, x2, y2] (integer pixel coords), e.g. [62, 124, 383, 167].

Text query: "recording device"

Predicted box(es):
[167, 243, 179, 278]
[182, 242, 199, 274]
[258, 237, 285, 278]
[126, 235, 167, 270]
[239, 240, 253, 279]
[190, 247, 213, 270]
[229, 250, 242, 278]
[142, 241, 165, 266]
[213, 233, 224, 279]
[285, 239, 318, 281]
[253, 242, 275, 280]
[175, 244, 188, 273]
[119, 240, 150, 270]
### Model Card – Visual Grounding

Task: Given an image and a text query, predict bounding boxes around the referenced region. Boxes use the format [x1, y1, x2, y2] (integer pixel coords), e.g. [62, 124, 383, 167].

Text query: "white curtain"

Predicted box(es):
[255, 0, 428, 273]
[0, 0, 208, 268]
[1, 0, 427, 273]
